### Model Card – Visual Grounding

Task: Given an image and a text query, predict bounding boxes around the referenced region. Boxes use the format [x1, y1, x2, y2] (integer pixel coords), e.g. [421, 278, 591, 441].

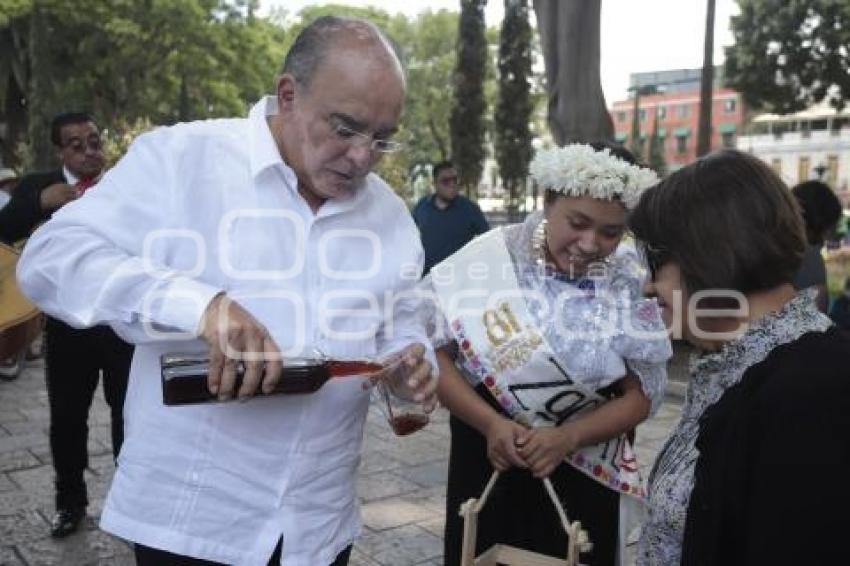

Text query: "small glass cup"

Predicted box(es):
[373, 379, 430, 437]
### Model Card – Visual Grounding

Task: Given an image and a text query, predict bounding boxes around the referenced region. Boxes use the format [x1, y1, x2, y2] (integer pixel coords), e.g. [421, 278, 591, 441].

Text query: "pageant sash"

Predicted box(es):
[431, 228, 645, 500]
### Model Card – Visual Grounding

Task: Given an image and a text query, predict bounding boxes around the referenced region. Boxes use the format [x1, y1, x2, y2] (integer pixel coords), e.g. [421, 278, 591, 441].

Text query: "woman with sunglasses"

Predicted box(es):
[632, 149, 850, 565]
[424, 142, 672, 565]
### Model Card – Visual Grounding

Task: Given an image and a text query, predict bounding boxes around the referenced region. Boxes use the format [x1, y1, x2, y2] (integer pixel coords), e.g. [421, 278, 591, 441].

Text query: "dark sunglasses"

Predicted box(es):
[641, 243, 669, 280]
[62, 137, 103, 153]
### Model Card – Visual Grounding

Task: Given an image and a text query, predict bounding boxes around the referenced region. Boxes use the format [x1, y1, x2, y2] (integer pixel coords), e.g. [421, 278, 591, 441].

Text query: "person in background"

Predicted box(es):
[0, 113, 101, 244]
[0, 167, 18, 209]
[828, 276, 850, 330]
[412, 160, 489, 274]
[791, 179, 842, 312]
[634, 150, 850, 565]
[4, 112, 134, 538]
[17, 17, 436, 566]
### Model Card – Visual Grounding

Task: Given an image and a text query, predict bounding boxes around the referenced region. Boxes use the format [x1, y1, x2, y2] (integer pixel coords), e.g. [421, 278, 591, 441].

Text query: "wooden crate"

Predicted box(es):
[459, 471, 592, 566]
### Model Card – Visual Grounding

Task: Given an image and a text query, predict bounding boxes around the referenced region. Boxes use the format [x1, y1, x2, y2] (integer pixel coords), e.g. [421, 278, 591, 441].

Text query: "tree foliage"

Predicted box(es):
[450, 0, 488, 195]
[647, 115, 667, 177]
[0, 1, 508, 200]
[0, 0, 286, 168]
[725, 0, 850, 112]
[494, 0, 533, 218]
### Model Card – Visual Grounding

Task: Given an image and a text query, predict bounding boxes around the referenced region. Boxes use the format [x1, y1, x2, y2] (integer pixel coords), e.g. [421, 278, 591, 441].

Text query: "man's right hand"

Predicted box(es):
[39, 183, 79, 211]
[198, 294, 283, 401]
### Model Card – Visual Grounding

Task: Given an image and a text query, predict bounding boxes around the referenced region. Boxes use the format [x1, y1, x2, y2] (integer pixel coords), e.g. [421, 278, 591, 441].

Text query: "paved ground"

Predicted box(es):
[0, 344, 690, 566]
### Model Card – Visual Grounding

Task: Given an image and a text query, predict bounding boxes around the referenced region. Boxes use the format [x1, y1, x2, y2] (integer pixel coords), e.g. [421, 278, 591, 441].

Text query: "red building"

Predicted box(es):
[610, 69, 746, 171]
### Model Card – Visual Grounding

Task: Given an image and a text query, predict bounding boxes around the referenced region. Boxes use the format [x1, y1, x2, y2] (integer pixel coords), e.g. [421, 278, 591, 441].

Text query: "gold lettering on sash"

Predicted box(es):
[483, 302, 521, 346]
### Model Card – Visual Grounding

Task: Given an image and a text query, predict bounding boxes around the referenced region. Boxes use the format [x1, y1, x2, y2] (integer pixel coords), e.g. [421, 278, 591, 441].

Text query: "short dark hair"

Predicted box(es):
[50, 112, 96, 147]
[791, 180, 843, 245]
[432, 160, 455, 180]
[544, 141, 640, 205]
[629, 149, 806, 295]
[281, 15, 402, 88]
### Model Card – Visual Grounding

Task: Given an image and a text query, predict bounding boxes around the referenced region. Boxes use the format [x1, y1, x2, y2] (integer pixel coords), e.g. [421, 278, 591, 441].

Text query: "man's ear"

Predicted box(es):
[276, 74, 297, 113]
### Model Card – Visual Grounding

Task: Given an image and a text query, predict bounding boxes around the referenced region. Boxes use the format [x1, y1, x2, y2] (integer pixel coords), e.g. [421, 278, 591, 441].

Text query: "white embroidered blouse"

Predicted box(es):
[423, 211, 672, 414]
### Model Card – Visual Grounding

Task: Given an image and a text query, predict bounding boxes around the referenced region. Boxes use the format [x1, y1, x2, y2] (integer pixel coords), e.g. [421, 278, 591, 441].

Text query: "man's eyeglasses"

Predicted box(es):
[62, 137, 103, 154]
[328, 117, 404, 154]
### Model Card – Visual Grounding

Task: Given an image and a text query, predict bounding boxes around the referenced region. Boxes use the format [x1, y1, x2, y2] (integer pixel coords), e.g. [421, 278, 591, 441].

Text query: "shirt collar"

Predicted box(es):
[430, 193, 457, 210]
[63, 165, 79, 185]
[249, 96, 295, 184]
[690, 288, 832, 380]
[248, 95, 371, 215]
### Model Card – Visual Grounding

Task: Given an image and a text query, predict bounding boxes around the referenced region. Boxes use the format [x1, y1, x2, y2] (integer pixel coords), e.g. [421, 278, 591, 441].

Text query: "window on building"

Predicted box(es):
[811, 119, 828, 132]
[772, 158, 782, 177]
[677, 104, 690, 119]
[724, 98, 737, 113]
[639, 109, 647, 122]
[676, 134, 688, 154]
[798, 156, 811, 183]
[722, 132, 736, 148]
[772, 122, 788, 140]
[657, 106, 667, 120]
[617, 111, 627, 123]
[827, 155, 839, 187]
[801, 121, 811, 139]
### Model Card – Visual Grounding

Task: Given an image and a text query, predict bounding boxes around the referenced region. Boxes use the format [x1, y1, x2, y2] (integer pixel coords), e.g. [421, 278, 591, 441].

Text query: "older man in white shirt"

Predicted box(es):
[17, 16, 436, 566]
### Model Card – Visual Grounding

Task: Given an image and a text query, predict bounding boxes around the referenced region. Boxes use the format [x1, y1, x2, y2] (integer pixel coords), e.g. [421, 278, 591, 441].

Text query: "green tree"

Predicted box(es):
[495, 0, 533, 220]
[647, 113, 667, 177]
[0, 0, 286, 168]
[725, 0, 850, 112]
[450, 0, 488, 196]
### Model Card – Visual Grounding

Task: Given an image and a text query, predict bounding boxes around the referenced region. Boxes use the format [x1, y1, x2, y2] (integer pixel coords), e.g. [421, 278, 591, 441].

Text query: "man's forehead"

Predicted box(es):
[61, 122, 99, 139]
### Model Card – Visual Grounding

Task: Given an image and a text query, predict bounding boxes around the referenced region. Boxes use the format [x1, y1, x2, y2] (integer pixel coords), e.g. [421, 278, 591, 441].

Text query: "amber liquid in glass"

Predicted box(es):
[389, 413, 430, 436]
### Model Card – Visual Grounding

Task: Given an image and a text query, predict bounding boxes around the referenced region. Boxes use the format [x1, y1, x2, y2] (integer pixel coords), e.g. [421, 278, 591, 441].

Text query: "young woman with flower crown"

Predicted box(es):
[422, 142, 672, 565]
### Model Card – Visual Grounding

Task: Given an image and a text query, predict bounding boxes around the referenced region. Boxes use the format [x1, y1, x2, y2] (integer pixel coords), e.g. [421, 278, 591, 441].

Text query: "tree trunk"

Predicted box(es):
[533, 0, 613, 145]
[696, 0, 716, 157]
[27, 6, 56, 170]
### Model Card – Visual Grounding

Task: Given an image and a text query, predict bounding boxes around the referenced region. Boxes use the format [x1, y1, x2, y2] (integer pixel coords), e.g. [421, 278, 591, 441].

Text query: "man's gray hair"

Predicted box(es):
[281, 15, 404, 87]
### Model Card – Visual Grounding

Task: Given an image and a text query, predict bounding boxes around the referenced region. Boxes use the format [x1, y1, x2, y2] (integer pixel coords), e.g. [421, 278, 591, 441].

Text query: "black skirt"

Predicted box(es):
[443, 386, 619, 566]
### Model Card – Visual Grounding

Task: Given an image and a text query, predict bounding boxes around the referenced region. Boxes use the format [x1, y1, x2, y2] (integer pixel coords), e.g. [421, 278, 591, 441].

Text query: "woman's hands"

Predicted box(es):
[484, 416, 529, 471]
[517, 425, 581, 479]
[483, 416, 581, 477]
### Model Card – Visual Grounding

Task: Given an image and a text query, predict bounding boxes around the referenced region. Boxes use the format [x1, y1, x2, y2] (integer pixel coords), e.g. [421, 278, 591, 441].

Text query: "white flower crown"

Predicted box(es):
[529, 144, 659, 209]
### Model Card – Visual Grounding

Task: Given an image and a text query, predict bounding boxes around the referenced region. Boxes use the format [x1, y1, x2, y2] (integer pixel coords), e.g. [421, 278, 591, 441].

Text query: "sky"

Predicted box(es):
[262, 0, 739, 106]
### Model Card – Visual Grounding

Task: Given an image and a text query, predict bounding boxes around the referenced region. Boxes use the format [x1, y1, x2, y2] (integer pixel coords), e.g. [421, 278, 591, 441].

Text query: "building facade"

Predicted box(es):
[610, 68, 745, 171]
[737, 101, 850, 203]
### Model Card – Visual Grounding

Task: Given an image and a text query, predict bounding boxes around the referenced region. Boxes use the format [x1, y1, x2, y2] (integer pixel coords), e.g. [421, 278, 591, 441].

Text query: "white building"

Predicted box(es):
[737, 101, 850, 199]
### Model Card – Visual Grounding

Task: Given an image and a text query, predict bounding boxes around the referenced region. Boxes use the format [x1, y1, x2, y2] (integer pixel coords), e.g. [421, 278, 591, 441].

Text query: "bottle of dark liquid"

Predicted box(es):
[161, 352, 382, 406]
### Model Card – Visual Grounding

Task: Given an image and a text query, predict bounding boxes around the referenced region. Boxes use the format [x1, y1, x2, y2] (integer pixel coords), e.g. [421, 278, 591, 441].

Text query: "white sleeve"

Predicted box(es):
[374, 216, 437, 374]
[16, 130, 221, 342]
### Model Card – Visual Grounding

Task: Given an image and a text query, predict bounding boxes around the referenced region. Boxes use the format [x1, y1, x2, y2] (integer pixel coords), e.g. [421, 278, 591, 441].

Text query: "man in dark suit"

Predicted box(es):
[2, 112, 133, 537]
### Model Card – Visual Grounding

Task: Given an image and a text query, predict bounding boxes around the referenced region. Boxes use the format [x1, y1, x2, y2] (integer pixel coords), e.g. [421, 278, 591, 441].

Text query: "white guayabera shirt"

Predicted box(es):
[17, 97, 431, 566]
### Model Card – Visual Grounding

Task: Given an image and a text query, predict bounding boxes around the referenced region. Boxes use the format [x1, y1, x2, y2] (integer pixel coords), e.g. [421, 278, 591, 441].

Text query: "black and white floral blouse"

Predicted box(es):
[636, 290, 832, 565]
